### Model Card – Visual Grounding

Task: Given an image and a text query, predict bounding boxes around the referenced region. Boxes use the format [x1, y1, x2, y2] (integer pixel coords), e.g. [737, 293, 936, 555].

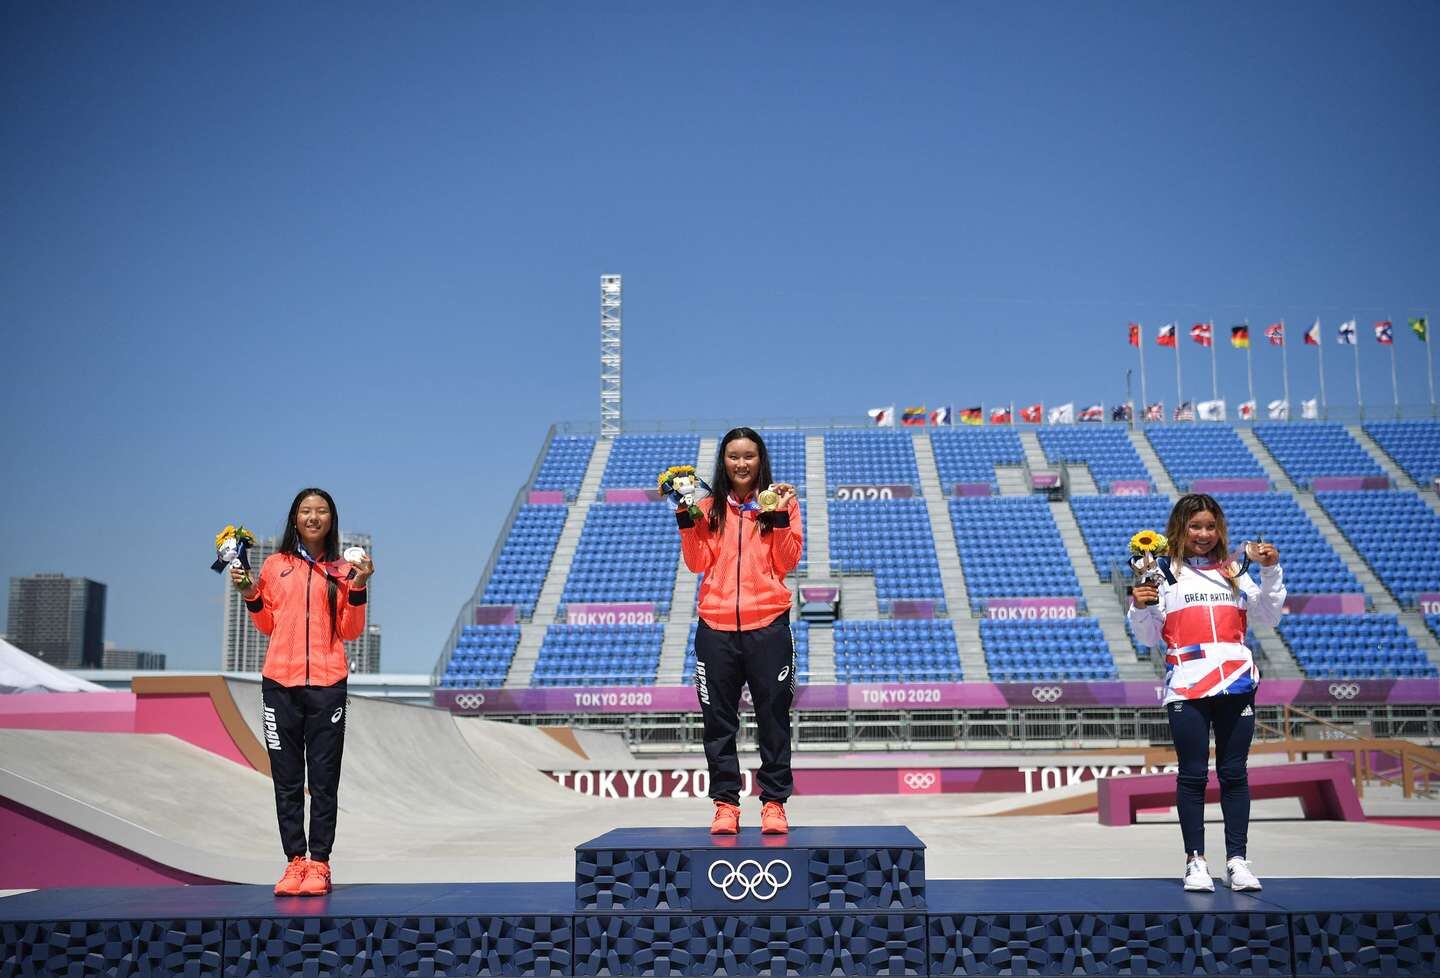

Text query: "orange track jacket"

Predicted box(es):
[678, 495, 803, 632]
[246, 552, 367, 687]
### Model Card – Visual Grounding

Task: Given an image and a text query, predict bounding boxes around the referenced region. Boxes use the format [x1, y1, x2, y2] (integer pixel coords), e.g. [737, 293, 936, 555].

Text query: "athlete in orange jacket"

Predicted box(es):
[235, 487, 373, 897]
[675, 427, 802, 835]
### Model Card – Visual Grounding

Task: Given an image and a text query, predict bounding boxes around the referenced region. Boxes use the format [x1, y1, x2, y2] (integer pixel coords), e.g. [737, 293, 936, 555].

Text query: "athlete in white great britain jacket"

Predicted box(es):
[1128, 557, 1286, 706]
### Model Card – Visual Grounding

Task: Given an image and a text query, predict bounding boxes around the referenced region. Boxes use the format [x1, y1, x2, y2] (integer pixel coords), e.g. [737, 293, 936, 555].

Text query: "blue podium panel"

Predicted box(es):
[575, 827, 926, 912]
[927, 880, 1292, 977]
[1257, 879, 1440, 978]
[573, 912, 929, 977]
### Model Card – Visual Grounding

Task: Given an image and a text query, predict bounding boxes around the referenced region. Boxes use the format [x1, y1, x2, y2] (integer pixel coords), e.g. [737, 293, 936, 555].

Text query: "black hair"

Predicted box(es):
[280, 487, 343, 640]
[1166, 492, 1238, 595]
[707, 427, 777, 536]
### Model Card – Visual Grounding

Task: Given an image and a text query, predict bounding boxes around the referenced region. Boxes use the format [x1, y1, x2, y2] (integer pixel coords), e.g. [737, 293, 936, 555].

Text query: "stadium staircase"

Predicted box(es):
[996, 464, 1028, 496]
[1351, 423, 1440, 515]
[801, 435, 838, 681]
[505, 438, 612, 688]
[657, 438, 714, 683]
[914, 431, 986, 680]
[1050, 500, 1148, 680]
[1241, 429, 1440, 672]
[1127, 429, 1179, 496]
[1018, 431, 1048, 476]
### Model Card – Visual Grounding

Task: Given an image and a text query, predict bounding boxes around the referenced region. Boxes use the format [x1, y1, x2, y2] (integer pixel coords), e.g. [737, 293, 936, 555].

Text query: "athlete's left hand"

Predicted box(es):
[1246, 541, 1279, 567]
[772, 483, 798, 507]
[350, 555, 376, 588]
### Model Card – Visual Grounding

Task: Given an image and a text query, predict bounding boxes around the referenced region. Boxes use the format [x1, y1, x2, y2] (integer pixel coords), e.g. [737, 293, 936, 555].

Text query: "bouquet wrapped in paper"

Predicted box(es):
[1128, 529, 1175, 588]
[658, 465, 712, 521]
[212, 524, 257, 591]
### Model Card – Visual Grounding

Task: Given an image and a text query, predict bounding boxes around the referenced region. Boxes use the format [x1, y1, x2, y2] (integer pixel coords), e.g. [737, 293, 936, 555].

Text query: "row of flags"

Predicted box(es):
[868, 398, 1323, 426]
[1132, 317, 1428, 348]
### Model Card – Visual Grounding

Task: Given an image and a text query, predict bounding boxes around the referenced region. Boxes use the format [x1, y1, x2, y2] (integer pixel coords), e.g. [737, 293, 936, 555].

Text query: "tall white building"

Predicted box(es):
[221, 533, 380, 674]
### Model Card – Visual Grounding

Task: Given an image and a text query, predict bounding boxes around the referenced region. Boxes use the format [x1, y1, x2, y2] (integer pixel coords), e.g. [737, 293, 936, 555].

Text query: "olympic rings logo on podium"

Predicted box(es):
[454, 693, 487, 710]
[903, 771, 937, 790]
[707, 858, 792, 901]
[1327, 683, 1361, 700]
[1031, 686, 1063, 703]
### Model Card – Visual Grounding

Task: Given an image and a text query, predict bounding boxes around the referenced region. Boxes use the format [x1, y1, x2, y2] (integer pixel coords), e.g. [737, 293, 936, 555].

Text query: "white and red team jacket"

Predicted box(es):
[1127, 557, 1286, 706]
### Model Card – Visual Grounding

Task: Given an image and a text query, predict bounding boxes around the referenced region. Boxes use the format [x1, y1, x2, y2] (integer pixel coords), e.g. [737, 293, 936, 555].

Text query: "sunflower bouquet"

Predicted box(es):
[1127, 529, 1175, 587]
[212, 524, 258, 591]
[658, 465, 712, 520]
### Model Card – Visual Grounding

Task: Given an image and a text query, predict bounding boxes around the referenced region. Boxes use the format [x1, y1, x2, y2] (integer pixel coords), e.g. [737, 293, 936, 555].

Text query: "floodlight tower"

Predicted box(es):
[600, 275, 622, 438]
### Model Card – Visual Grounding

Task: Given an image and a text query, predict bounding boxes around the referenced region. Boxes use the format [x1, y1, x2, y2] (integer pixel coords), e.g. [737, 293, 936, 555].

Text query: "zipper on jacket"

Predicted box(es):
[304, 559, 312, 687]
[735, 509, 743, 631]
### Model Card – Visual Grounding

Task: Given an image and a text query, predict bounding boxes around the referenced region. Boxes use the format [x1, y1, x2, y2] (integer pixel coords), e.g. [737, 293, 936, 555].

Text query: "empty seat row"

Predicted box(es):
[1037, 427, 1152, 493]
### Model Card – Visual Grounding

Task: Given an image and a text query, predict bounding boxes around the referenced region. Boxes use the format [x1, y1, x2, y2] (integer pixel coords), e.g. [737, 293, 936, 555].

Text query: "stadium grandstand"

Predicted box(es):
[435, 417, 1440, 742]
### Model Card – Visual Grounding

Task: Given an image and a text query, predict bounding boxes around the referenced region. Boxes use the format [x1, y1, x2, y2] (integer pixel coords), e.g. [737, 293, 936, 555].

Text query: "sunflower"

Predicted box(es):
[657, 464, 696, 489]
[215, 525, 237, 549]
[1129, 530, 1167, 554]
[215, 524, 256, 549]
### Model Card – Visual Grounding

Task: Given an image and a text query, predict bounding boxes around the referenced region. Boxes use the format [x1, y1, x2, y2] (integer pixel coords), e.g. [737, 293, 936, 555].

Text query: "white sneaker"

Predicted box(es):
[1183, 856, 1215, 892]
[1226, 857, 1262, 891]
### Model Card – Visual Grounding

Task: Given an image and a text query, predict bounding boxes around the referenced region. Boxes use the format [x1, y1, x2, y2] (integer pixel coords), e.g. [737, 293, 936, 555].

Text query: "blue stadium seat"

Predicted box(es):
[829, 499, 946, 612]
[930, 428, 1024, 493]
[601, 434, 701, 490]
[561, 503, 680, 615]
[825, 431, 920, 491]
[1277, 614, 1437, 679]
[949, 496, 1084, 613]
[1068, 495, 1174, 581]
[532, 435, 596, 498]
[439, 624, 522, 688]
[1253, 423, 1383, 488]
[756, 430, 809, 496]
[1365, 421, 1440, 485]
[1145, 426, 1268, 490]
[530, 623, 663, 687]
[1212, 493, 1362, 595]
[1036, 427, 1152, 493]
[980, 618, 1118, 681]
[1316, 490, 1440, 606]
[480, 505, 567, 617]
[833, 619, 961, 683]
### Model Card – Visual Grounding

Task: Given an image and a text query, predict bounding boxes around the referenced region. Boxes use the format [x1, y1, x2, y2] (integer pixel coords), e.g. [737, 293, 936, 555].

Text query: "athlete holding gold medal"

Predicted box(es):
[669, 427, 802, 835]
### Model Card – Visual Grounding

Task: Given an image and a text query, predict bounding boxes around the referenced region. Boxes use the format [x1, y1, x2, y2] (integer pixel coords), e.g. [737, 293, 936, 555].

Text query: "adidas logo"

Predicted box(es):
[1240, 705, 1254, 717]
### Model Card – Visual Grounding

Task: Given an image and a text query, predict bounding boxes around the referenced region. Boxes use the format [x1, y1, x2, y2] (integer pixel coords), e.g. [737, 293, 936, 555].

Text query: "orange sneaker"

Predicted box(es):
[297, 859, 332, 896]
[761, 801, 789, 834]
[709, 801, 741, 835]
[274, 856, 308, 896]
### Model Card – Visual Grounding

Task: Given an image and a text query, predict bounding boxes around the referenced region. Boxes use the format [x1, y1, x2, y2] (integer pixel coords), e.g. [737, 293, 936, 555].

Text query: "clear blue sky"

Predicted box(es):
[2, 3, 1437, 672]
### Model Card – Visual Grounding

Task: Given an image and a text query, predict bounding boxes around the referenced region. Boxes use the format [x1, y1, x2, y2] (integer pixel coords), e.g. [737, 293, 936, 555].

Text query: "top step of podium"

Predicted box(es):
[574, 826, 926, 912]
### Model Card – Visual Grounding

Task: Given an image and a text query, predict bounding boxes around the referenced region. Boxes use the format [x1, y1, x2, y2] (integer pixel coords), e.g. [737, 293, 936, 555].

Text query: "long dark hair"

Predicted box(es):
[280, 487, 343, 639]
[1165, 492, 1238, 594]
[707, 427, 777, 536]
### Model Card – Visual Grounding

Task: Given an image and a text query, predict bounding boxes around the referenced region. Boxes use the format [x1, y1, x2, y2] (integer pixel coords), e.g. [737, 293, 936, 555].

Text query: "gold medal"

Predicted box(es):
[758, 487, 780, 512]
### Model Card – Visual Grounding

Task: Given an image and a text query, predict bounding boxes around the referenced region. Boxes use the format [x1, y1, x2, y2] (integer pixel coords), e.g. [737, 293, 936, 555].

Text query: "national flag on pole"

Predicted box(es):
[867, 405, 895, 427]
[1337, 320, 1357, 345]
[1128, 323, 1141, 347]
[1238, 400, 1256, 420]
[1079, 403, 1104, 422]
[958, 406, 983, 426]
[1304, 319, 1321, 345]
[1173, 401, 1195, 421]
[1157, 323, 1177, 347]
[1374, 321, 1394, 345]
[990, 407, 1013, 425]
[1301, 398, 1319, 419]
[1265, 322, 1285, 346]
[1190, 322, 1214, 347]
[1111, 403, 1133, 422]
[1412, 317, 1429, 341]
[1048, 403, 1075, 424]
[1145, 402, 1165, 421]
[1231, 325, 1250, 349]
[1197, 399, 1227, 421]
[1267, 399, 1289, 420]
[930, 406, 953, 426]
[901, 406, 927, 426]
[1019, 403, 1043, 423]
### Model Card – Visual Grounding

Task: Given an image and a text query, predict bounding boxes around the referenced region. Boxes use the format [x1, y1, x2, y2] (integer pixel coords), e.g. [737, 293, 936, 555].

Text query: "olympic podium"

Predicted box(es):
[4, 826, 1440, 975]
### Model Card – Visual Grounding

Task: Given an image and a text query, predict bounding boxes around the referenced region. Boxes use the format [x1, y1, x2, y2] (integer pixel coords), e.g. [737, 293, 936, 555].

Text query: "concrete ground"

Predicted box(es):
[3, 685, 1439, 886]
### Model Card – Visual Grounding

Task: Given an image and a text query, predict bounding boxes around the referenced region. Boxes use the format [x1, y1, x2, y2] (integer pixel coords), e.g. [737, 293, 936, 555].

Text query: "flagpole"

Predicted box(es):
[1280, 319, 1290, 422]
[1244, 319, 1254, 412]
[1351, 316, 1364, 419]
[1138, 322, 1149, 425]
[1425, 314, 1436, 417]
[1209, 319, 1219, 401]
[1388, 317, 1400, 419]
[1317, 318, 1327, 420]
[1173, 324, 1183, 418]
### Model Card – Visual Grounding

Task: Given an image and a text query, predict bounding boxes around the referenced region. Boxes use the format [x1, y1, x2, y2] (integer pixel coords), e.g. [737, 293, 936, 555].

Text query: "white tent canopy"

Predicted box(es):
[0, 638, 106, 693]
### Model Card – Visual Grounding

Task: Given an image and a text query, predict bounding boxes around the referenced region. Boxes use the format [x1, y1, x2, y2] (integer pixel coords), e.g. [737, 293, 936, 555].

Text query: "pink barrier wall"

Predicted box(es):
[0, 692, 136, 732]
[134, 693, 255, 768]
[0, 797, 219, 888]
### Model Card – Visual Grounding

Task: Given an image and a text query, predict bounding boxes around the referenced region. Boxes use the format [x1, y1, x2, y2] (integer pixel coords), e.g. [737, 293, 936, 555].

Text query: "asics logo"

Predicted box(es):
[707, 858, 792, 901]
[331, 707, 344, 724]
[902, 771, 936, 790]
[1328, 683, 1361, 700]
[454, 693, 487, 710]
[1031, 686, 1063, 703]
[777, 667, 789, 682]
[280, 568, 294, 577]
